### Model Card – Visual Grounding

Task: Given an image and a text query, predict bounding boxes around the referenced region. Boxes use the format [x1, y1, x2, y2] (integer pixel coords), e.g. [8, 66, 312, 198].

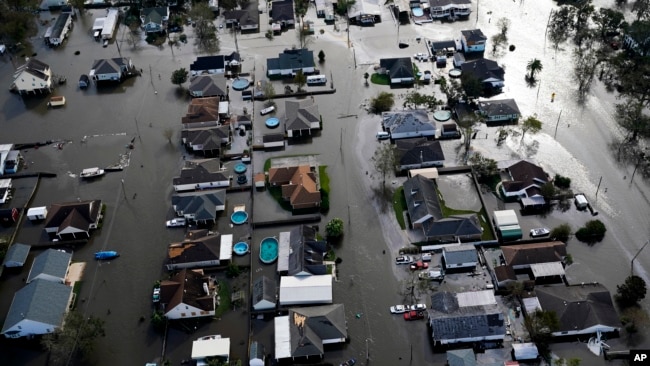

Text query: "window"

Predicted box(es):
[191, 312, 196, 316]
[181, 313, 186, 317]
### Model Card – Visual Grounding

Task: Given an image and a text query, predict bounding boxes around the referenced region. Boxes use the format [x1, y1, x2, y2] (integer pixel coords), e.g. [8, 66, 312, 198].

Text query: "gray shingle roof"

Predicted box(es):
[429, 292, 505, 343]
[271, 0, 295, 22]
[91, 58, 130, 75]
[288, 304, 347, 357]
[403, 174, 442, 223]
[27, 249, 71, 283]
[461, 29, 487, 43]
[267, 49, 315, 72]
[3, 243, 31, 267]
[396, 138, 445, 166]
[1, 279, 71, 335]
[382, 110, 435, 135]
[188, 74, 228, 97]
[478, 98, 520, 118]
[442, 244, 478, 265]
[172, 159, 228, 186]
[171, 190, 226, 222]
[285, 100, 320, 132]
[379, 57, 414, 80]
[461, 58, 504, 83]
[288, 225, 327, 276]
[252, 276, 276, 308]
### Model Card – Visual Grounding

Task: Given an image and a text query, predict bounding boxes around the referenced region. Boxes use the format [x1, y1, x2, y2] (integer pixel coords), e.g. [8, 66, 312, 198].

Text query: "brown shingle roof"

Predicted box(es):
[44, 200, 101, 233]
[161, 268, 215, 314]
[501, 241, 567, 267]
[181, 97, 220, 125]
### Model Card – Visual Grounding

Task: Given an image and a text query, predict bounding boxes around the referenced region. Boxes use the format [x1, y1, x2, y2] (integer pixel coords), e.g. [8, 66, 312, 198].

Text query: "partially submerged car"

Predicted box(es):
[395, 255, 414, 265]
[390, 305, 408, 314]
[404, 310, 425, 321]
[166, 218, 187, 228]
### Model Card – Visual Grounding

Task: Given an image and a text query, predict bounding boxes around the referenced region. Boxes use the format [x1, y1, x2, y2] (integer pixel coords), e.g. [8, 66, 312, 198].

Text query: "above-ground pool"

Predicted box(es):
[233, 242, 249, 255]
[412, 7, 423, 17]
[259, 237, 279, 264]
[231, 78, 250, 91]
[231, 210, 248, 225]
[433, 110, 452, 122]
[449, 69, 462, 78]
[234, 163, 247, 174]
[265, 117, 280, 128]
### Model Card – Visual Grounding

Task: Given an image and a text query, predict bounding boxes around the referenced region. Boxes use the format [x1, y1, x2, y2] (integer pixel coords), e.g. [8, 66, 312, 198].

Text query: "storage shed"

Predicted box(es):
[493, 210, 518, 227]
[512, 342, 539, 360]
[27, 206, 48, 221]
[3, 243, 31, 268]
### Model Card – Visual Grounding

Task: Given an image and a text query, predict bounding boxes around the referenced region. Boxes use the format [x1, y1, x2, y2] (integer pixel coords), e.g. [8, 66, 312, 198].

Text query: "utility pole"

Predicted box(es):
[594, 176, 602, 205]
[553, 110, 563, 139]
[631, 240, 649, 276]
[121, 179, 127, 200]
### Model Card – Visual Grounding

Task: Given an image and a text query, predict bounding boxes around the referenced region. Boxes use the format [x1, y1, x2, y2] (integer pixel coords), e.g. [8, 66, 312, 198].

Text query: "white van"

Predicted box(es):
[306, 75, 327, 86]
[260, 106, 275, 115]
[574, 194, 588, 210]
[376, 131, 390, 140]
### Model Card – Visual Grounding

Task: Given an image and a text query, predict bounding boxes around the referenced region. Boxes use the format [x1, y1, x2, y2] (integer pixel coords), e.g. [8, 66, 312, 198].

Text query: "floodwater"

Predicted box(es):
[0, 1, 649, 366]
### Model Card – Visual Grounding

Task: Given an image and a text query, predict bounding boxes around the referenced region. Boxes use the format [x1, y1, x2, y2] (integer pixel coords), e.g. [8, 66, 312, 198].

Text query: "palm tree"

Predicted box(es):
[526, 59, 543, 80]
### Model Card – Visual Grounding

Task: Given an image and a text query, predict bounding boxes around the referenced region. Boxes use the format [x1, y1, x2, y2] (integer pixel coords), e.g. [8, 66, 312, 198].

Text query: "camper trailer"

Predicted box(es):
[27, 206, 48, 221]
[306, 75, 327, 86]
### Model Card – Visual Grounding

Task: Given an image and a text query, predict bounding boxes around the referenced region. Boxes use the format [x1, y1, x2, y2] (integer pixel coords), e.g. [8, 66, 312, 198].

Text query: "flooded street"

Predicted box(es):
[0, 0, 649, 365]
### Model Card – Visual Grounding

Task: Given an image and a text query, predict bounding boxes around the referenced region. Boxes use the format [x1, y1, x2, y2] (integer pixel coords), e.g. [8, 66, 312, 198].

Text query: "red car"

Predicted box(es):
[409, 260, 429, 271]
[403, 310, 425, 321]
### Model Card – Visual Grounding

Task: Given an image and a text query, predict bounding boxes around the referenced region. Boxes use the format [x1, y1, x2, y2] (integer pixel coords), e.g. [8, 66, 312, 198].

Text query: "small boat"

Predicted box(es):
[80, 167, 105, 179]
[95, 251, 119, 260]
[48, 96, 66, 107]
[529, 227, 551, 238]
[104, 164, 124, 172]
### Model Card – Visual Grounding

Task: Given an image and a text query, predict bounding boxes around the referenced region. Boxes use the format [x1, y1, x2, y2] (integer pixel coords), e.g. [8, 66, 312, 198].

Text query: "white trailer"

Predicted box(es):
[27, 206, 48, 221]
[102, 8, 119, 40]
[492, 209, 518, 227]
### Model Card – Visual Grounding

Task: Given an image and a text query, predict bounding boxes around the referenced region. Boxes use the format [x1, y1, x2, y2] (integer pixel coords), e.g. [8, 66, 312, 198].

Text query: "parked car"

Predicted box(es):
[413, 52, 429, 61]
[403, 310, 425, 321]
[152, 287, 161, 302]
[529, 227, 550, 238]
[340, 358, 356, 366]
[419, 269, 445, 281]
[395, 255, 413, 265]
[409, 303, 426, 311]
[421, 252, 432, 262]
[390, 305, 408, 314]
[166, 218, 187, 228]
[168, 25, 183, 33]
[409, 260, 429, 271]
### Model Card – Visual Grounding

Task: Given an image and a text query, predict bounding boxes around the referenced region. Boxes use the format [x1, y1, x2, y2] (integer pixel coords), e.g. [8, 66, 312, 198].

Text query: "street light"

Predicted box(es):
[365, 338, 372, 362]
[631, 240, 649, 276]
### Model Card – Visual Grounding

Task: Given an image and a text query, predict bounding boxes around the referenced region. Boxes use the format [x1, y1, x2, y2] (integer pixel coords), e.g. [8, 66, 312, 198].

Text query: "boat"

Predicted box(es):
[95, 251, 119, 260]
[104, 164, 124, 172]
[48, 95, 66, 107]
[529, 227, 550, 238]
[80, 167, 105, 179]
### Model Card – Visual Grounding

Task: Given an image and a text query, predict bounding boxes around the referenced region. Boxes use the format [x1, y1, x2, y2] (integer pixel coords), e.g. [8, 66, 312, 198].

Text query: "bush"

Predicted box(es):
[575, 219, 606, 244]
[554, 174, 572, 189]
[550, 223, 571, 242]
[325, 218, 344, 238]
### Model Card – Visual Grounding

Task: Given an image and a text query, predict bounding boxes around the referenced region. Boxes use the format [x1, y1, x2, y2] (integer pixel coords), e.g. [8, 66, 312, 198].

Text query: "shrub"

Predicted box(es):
[575, 219, 606, 244]
[325, 218, 344, 238]
[554, 174, 572, 189]
[550, 223, 571, 242]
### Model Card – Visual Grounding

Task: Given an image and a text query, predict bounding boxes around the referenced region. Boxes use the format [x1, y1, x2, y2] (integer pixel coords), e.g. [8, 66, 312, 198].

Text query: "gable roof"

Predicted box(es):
[535, 284, 621, 332]
[271, 0, 296, 22]
[288, 225, 327, 276]
[172, 159, 228, 186]
[3, 243, 30, 267]
[502, 160, 548, 193]
[171, 190, 226, 221]
[478, 99, 520, 117]
[461, 58, 504, 83]
[43, 200, 102, 233]
[160, 268, 215, 313]
[422, 214, 482, 238]
[382, 110, 435, 135]
[167, 231, 222, 266]
[461, 29, 487, 43]
[27, 249, 71, 283]
[188, 74, 228, 97]
[1, 279, 71, 335]
[285, 100, 320, 131]
[267, 49, 315, 72]
[501, 241, 567, 267]
[443, 244, 478, 264]
[403, 174, 442, 223]
[181, 97, 221, 125]
[252, 276, 276, 308]
[428, 292, 505, 342]
[91, 58, 130, 75]
[288, 304, 347, 357]
[447, 349, 477, 366]
[396, 138, 445, 166]
[379, 57, 414, 79]
[141, 6, 168, 24]
[181, 126, 230, 150]
[14, 58, 50, 82]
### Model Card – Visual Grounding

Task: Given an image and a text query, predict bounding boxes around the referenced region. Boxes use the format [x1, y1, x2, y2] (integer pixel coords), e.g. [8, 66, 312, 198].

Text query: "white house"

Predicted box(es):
[460, 29, 487, 53]
[26, 249, 72, 284]
[279, 275, 332, 306]
[89, 58, 133, 82]
[11, 58, 53, 95]
[1, 280, 73, 338]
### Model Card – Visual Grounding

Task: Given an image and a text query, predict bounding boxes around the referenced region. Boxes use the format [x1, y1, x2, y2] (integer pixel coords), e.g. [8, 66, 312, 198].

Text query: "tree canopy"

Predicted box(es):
[525, 309, 560, 354]
[41, 311, 105, 366]
[371, 143, 397, 192]
[370, 92, 395, 114]
[616, 275, 647, 308]
[190, 3, 219, 54]
[325, 217, 344, 238]
[171, 68, 189, 87]
[574, 219, 606, 244]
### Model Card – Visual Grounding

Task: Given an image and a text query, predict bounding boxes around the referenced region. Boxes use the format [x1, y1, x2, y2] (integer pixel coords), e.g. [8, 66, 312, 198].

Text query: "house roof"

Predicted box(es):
[190, 55, 226, 72]
[430, 0, 471, 8]
[422, 214, 482, 239]
[14, 58, 50, 83]
[279, 275, 333, 305]
[161, 268, 215, 313]
[288, 304, 347, 357]
[272, 0, 295, 22]
[501, 241, 567, 267]
[478, 99, 520, 118]
[182, 97, 221, 125]
[382, 110, 435, 135]
[173, 159, 228, 186]
[285, 100, 320, 132]
[91, 58, 130, 75]
[3, 243, 31, 267]
[267, 49, 315, 72]
[188, 74, 228, 97]
[403, 174, 442, 223]
[502, 160, 548, 193]
[43, 200, 102, 234]
[396, 138, 445, 166]
[270, 165, 321, 208]
[141, 7, 168, 24]
[443, 244, 478, 264]
[181, 126, 230, 151]
[1, 279, 71, 335]
[250, 341, 265, 361]
[461, 29, 487, 43]
[171, 190, 226, 221]
[535, 284, 621, 332]
[287, 225, 327, 276]
[167, 231, 222, 266]
[252, 276, 276, 308]
[447, 348, 476, 366]
[428, 292, 505, 342]
[494, 265, 516, 282]
[379, 57, 414, 80]
[461, 58, 504, 83]
[263, 133, 285, 143]
[431, 40, 457, 52]
[27, 249, 71, 283]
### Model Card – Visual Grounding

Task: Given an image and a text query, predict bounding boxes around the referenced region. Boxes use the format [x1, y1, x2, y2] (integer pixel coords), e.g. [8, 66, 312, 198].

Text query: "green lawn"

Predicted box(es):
[214, 280, 232, 318]
[371, 73, 390, 85]
[438, 191, 494, 241]
[393, 187, 407, 230]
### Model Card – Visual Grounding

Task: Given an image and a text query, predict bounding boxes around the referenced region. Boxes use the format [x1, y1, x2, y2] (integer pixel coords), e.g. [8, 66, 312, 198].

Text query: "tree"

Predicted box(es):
[458, 112, 479, 162]
[468, 152, 497, 182]
[220, 0, 238, 11]
[171, 68, 189, 88]
[490, 18, 511, 54]
[403, 92, 440, 110]
[459, 73, 483, 98]
[572, 46, 600, 98]
[550, 223, 572, 242]
[364, 72, 370, 86]
[190, 3, 219, 54]
[615, 97, 650, 142]
[325, 217, 344, 238]
[554, 358, 582, 366]
[520, 115, 543, 143]
[553, 174, 572, 189]
[633, 0, 650, 20]
[41, 311, 106, 366]
[525, 309, 560, 354]
[574, 219, 606, 243]
[68, 0, 86, 13]
[548, 6, 575, 52]
[294, 70, 306, 92]
[126, 16, 142, 49]
[616, 275, 647, 308]
[526, 59, 543, 80]
[540, 182, 557, 201]
[262, 81, 276, 108]
[371, 143, 397, 193]
[163, 128, 174, 143]
[318, 50, 325, 63]
[370, 92, 395, 114]
[591, 8, 626, 41]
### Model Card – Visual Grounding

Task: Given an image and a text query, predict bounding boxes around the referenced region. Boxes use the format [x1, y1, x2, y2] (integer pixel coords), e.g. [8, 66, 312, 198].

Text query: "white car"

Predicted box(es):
[395, 255, 414, 265]
[410, 303, 426, 311]
[414, 52, 429, 61]
[421, 252, 432, 262]
[390, 305, 408, 314]
[166, 218, 187, 228]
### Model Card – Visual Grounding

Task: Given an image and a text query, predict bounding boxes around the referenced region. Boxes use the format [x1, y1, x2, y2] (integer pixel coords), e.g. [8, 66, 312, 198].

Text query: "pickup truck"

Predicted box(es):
[403, 310, 425, 321]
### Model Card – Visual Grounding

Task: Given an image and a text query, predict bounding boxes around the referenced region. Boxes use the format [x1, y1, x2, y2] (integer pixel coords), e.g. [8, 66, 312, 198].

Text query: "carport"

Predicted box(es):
[530, 261, 565, 282]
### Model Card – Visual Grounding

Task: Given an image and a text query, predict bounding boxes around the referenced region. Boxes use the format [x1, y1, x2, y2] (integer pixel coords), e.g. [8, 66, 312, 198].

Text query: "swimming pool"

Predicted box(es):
[412, 7, 423, 17]
[231, 78, 250, 91]
[233, 242, 249, 255]
[259, 237, 279, 264]
[231, 211, 248, 225]
[265, 117, 280, 128]
[234, 163, 247, 174]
